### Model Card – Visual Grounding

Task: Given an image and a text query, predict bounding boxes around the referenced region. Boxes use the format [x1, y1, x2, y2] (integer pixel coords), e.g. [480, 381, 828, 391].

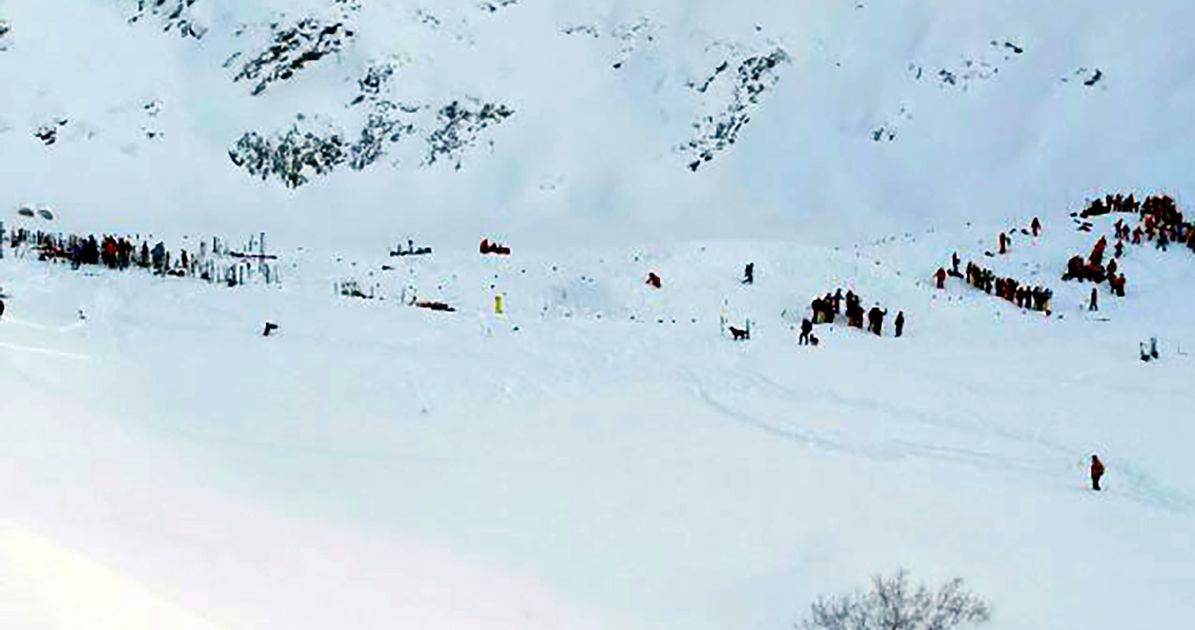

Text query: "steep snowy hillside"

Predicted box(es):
[2, 1, 1195, 248]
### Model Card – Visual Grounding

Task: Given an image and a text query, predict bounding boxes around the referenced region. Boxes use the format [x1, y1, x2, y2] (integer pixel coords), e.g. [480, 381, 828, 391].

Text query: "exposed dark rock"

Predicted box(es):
[233, 3, 360, 96]
[478, 0, 518, 13]
[424, 100, 515, 170]
[127, 0, 207, 40]
[229, 123, 347, 188]
[684, 48, 788, 171]
[34, 119, 69, 146]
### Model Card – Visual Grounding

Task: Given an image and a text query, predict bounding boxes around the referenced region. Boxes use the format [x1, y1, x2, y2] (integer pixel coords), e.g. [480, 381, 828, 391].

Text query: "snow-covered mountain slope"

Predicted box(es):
[3, 1, 1195, 249]
[2, 207, 1195, 629]
[3, 2, 1195, 629]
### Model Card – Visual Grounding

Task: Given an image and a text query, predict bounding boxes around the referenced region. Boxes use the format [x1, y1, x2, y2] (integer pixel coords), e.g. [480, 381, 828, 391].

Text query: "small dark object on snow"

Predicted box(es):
[1090, 454, 1105, 491]
[416, 300, 456, 312]
[1139, 338, 1160, 362]
[17, 207, 35, 218]
[0, 299, 5, 319]
[263, 322, 279, 337]
[479, 238, 511, 256]
[37, 209, 54, 221]
[729, 325, 750, 341]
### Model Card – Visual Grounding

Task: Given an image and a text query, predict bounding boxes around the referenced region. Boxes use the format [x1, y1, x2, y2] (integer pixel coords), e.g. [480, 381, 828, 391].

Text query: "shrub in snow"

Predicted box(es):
[800, 569, 991, 630]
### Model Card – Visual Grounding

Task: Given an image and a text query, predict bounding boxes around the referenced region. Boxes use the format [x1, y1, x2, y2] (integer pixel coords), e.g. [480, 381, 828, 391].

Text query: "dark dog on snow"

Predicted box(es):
[729, 326, 750, 341]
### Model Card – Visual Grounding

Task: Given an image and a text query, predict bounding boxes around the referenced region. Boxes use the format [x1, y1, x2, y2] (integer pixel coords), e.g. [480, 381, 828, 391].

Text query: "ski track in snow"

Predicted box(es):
[695, 324, 1195, 511]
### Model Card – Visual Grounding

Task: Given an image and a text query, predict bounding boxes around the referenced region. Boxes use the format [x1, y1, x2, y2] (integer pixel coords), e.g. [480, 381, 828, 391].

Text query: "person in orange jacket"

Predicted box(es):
[1090, 454, 1105, 491]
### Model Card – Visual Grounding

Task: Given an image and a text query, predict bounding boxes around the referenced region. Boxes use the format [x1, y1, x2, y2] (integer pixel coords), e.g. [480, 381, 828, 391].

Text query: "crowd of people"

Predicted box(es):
[1063, 235, 1127, 298]
[807, 288, 903, 339]
[3, 227, 267, 287]
[1112, 194, 1195, 252]
[1062, 192, 1195, 301]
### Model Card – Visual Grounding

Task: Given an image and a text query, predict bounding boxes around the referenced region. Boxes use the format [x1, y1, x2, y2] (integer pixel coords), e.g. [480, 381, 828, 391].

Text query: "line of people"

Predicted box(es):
[4, 227, 256, 287]
[936, 259, 1053, 314]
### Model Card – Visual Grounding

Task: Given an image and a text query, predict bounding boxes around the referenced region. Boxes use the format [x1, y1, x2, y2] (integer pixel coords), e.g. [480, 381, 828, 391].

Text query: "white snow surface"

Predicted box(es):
[2, 215, 1195, 629]
[1, 1, 1195, 629]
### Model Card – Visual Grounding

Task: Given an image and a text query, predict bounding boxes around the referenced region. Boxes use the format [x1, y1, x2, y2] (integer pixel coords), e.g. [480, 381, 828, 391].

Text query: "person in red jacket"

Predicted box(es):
[934, 267, 948, 290]
[1090, 454, 1106, 491]
[646, 272, 662, 289]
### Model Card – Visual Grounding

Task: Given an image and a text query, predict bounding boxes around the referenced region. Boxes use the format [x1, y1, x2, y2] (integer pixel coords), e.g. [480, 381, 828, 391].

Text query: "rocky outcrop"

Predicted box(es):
[127, 0, 207, 40]
[424, 100, 515, 170]
[684, 48, 789, 171]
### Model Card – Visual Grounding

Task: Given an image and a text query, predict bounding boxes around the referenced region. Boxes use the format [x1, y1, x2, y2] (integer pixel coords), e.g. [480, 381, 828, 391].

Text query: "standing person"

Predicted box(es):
[951, 251, 961, 276]
[799, 318, 813, 346]
[743, 262, 754, 285]
[1031, 217, 1042, 237]
[935, 267, 947, 290]
[0, 298, 5, 320]
[894, 311, 905, 338]
[1090, 454, 1105, 491]
[1089, 287, 1099, 312]
[867, 306, 886, 336]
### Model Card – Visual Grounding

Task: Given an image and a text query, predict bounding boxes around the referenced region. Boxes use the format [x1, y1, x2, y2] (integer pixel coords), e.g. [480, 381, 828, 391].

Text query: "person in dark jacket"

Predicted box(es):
[1089, 287, 1099, 312]
[1090, 454, 1105, 491]
[867, 306, 886, 336]
[743, 262, 754, 285]
[894, 311, 905, 338]
[0, 298, 5, 320]
[799, 318, 813, 346]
